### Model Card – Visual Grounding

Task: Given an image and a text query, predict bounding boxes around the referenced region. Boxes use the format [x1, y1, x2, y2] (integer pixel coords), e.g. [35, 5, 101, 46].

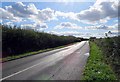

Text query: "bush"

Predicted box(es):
[2, 25, 80, 58]
[83, 42, 117, 80]
[93, 37, 120, 80]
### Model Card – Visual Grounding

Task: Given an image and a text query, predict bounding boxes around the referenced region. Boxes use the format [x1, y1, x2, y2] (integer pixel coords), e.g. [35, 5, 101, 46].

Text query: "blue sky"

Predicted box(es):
[0, 0, 119, 38]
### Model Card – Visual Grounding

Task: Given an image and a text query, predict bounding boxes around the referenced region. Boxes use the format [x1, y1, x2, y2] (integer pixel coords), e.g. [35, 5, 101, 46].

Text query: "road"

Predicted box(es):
[1, 41, 89, 80]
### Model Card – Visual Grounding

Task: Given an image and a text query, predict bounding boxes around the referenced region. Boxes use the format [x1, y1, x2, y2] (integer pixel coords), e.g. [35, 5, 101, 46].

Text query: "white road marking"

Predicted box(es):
[1, 41, 87, 81]
[1, 61, 43, 81]
[84, 53, 90, 56]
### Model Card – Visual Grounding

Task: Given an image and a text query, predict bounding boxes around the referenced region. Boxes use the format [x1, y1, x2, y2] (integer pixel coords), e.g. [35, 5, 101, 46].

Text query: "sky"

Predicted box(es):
[0, 0, 119, 38]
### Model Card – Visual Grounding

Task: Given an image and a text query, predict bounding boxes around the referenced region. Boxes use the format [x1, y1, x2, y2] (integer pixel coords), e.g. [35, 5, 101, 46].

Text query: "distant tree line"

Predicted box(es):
[2, 24, 82, 58]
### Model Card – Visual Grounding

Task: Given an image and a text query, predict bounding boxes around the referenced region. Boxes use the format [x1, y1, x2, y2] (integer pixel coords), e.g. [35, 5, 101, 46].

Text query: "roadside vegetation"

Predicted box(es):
[83, 36, 120, 80]
[2, 44, 70, 62]
[83, 42, 117, 80]
[2, 24, 83, 62]
[94, 37, 120, 80]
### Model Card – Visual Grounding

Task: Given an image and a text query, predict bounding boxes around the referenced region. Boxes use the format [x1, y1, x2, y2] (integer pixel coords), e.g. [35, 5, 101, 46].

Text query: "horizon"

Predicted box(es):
[0, 0, 119, 38]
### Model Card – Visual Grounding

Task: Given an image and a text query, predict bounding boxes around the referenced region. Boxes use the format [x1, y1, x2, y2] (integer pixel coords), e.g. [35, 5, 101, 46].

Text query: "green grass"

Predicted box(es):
[2, 48, 53, 62]
[83, 42, 117, 80]
[1, 44, 70, 62]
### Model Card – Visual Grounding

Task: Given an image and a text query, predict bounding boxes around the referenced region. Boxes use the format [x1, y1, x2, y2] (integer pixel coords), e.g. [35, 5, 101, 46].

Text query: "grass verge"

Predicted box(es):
[83, 42, 117, 80]
[1, 42, 77, 63]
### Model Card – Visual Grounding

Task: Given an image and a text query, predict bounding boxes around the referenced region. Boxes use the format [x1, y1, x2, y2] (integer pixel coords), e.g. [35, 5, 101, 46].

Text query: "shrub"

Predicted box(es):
[2, 25, 80, 58]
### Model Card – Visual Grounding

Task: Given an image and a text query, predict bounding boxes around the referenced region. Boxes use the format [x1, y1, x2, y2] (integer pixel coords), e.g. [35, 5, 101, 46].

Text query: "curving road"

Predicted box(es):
[1, 41, 89, 80]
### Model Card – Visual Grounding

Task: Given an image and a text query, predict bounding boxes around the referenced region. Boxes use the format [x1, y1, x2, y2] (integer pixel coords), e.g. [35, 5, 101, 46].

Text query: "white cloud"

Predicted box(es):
[55, 0, 119, 25]
[85, 26, 98, 30]
[0, 8, 13, 19]
[0, 19, 2, 23]
[6, 2, 38, 18]
[85, 25, 104, 30]
[78, 32, 106, 38]
[77, 7, 101, 23]
[48, 31, 82, 36]
[32, 8, 57, 23]
[48, 31, 107, 38]
[4, 21, 13, 25]
[111, 30, 119, 36]
[1, 2, 56, 24]
[76, 0, 119, 24]
[1, 1, 119, 29]
[107, 23, 118, 30]
[104, 30, 119, 37]
[54, 22, 82, 29]
[35, 23, 48, 30]
[55, 11, 77, 21]
[114, 19, 118, 23]
[85, 23, 118, 30]
[0, 8, 21, 22]
[60, 31, 82, 36]
[21, 23, 48, 30]
[48, 25, 119, 38]
[21, 24, 35, 29]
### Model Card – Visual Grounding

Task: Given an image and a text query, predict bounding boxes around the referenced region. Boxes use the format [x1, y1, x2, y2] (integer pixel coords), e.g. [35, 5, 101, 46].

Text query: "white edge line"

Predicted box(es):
[1, 62, 43, 81]
[1, 41, 86, 81]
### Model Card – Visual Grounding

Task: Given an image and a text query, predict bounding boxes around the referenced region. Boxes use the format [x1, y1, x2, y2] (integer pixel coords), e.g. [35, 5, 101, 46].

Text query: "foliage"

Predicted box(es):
[94, 37, 120, 80]
[2, 25, 80, 58]
[83, 42, 117, 80]
[2, 45, 65, 62]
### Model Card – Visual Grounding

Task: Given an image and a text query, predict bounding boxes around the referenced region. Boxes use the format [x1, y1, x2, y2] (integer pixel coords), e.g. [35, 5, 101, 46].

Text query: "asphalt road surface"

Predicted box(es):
[1, 41, 90, 80]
